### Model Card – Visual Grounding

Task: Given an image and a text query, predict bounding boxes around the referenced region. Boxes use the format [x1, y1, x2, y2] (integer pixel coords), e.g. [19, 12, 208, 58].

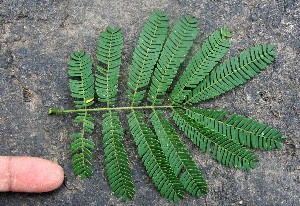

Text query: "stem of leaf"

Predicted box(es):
[48, 105, 180, 114]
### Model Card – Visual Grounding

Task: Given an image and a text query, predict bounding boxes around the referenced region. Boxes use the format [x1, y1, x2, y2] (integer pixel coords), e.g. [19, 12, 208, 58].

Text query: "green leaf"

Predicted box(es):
[126, 10, 169, 105]
[147, 15, 198, 105]
[185, 44, 277, 105]
[128, 110, 185, 202]
[172, 108, 259, 171]
[68, 51, 95, 108]
[68, 51, 95, 179]
[187, 107, 285, 149]
[102, 111, 135, 201]
[55, 10, 285, 203]
[95, 27, 123, 106]
[170, 28, 231, 105]
[150, 109, 207, 197]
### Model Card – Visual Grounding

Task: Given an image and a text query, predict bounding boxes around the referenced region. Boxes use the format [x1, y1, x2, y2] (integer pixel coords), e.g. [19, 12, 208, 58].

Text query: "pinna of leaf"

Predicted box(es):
[48, 10, 285, 202]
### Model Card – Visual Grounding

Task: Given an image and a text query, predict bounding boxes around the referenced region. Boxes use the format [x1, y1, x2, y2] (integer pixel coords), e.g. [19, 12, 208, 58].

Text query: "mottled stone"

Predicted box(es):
[0, 0, 299, 205]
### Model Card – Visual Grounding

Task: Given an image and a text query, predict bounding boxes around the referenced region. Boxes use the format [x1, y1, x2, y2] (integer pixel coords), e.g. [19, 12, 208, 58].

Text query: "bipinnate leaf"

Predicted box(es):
[68, 51, 95, 179]
[187, 108, 285, 149]
[150, 110, 207, 197]
[170, 27, 232, 105]
[147, 15, 198, 105]
[128, 110, 185, 202]
[172, 108, 259, 171]
[102, 111, 135, 201]
[53, 10, 286, 203]
[96, 26, 123, 106]
[185, 44, 277, 105]
[68, 51, 94, 108]
[126, 10, 169, 105]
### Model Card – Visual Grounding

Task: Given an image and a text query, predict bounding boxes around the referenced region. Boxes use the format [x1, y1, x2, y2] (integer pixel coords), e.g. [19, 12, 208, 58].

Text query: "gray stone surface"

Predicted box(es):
[0, 0, 299, 205]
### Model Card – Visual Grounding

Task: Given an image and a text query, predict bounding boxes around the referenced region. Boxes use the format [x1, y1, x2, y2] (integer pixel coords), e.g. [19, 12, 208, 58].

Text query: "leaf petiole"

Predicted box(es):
[48, 105, 181, 115]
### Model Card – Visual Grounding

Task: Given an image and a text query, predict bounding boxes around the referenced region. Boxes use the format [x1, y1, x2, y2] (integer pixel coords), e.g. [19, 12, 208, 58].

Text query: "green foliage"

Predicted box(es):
[102, 111, 134, 201]
[126, 10, 169, 105]
[185, 44, 278, 105]
[95, 26, 123, 106]
[147, 15, 198, 105]
[128, 110, 185, 202]
[170, 27, 232, 105]
[95, 27, 134, 200]
[50, 10, 285, 202]
[68, 51, 95, 179]
[68, 51, 94, 108]
[187, 107, 285, 149]
[172, 108, 259, 170]
[150, 110, 207, 197]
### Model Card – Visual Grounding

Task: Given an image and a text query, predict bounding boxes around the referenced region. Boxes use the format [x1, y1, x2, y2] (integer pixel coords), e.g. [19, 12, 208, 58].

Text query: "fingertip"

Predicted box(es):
[0, 156, 64, 193]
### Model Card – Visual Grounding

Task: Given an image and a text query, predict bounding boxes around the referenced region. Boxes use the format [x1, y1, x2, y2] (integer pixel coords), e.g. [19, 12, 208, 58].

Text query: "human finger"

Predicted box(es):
[0, 156, 64, 192]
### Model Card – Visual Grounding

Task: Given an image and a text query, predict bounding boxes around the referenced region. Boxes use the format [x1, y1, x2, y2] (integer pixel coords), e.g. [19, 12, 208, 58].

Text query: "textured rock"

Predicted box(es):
[0, 0, 299, 205]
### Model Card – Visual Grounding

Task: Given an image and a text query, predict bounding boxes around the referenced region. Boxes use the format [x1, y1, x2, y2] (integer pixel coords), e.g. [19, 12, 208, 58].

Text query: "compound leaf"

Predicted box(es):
[55, 11, 285, 203]
[128, 110, 185, 202]
[187, 107, 285, 150]
[147, 15, 198, 105]
[68, 51, 95, 179]
[172, 108, 259, 171]
[170, 27, 232, 105]
[150, 110, 207, 197]
[102, 111, 135, 201]
[95, 26, 123, 106]
[126, 10, 169, 105]
[185, 44, 277, 105]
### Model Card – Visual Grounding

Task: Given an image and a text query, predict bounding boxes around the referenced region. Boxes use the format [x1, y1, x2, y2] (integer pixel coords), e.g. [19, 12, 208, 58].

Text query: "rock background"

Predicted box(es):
[0, 0, 299, 205]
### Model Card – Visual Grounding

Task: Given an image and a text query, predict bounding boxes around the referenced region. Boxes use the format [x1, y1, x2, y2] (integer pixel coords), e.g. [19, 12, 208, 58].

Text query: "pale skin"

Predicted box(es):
[0, 156, 64, 192]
